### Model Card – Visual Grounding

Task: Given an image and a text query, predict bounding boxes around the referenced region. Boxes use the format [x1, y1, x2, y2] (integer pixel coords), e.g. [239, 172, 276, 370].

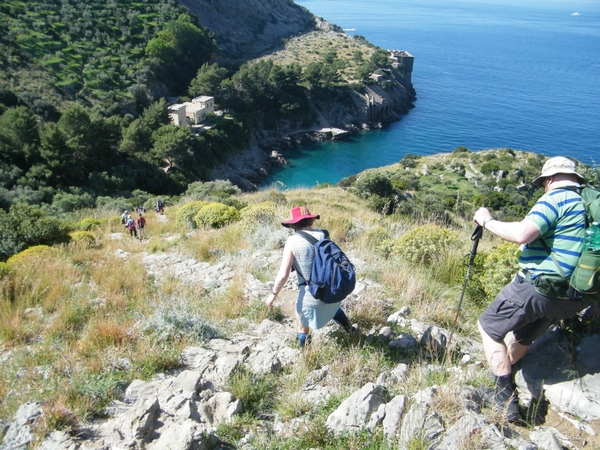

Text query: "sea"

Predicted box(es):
[261, 0, 600, 189]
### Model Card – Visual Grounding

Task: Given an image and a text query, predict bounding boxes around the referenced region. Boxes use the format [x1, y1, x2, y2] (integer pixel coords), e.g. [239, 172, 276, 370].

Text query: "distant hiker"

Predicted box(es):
[121, 210, 128, 225]
[473, 156, 593, 422]
[266, 207, 355, 349]
[125, 215, 137, 238]
[137, 213, 147, 240]
[155, 199, 164, 215]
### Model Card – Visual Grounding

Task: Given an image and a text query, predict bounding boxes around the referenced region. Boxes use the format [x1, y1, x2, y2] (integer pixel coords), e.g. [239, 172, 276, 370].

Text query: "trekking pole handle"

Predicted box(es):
[472, 225, 483, 242]
[469, 225, 483, 258]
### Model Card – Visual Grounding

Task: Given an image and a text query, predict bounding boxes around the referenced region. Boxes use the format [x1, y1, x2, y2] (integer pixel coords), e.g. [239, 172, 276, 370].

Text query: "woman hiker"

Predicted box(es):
[265, 206, 355, 348]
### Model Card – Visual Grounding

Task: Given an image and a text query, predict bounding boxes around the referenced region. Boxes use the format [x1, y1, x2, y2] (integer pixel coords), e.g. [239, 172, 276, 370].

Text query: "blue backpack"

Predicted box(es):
[295, 230, 356, 304]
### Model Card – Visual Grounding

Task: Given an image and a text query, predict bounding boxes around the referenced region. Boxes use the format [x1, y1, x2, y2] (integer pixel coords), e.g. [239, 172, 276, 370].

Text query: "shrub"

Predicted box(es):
[481, 242, 520, 299]
[140, 295, 220, 344]
[0, 262, 10, 278]
[183, 180, 241, 201]
[453, 146, 470, 153]
[353, 172, 394, 199]
[75, 218, 102, 231]
[194, 203, 241, 229]
[393, 224, 460, 265]
[399, 153, 421, 169]
[0, 205, 71, 262]
[51, 192, 95, 213]
[69, 231, 96, 247]
[337, 175, 357, 188]
[96, 197, 134, 214]
[175, 201, 209, 228]
[240, 202, 278, 230]
[7, 245, 54, 266]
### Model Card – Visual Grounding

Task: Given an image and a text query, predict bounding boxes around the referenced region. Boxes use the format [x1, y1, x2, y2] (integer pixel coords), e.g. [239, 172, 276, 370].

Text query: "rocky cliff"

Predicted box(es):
[176, 0, 318, 61]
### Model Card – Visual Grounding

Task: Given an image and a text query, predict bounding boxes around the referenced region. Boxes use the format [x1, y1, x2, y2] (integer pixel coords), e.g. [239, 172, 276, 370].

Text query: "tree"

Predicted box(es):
[139, 98, 171, 131]
[303, 61, 340, 90]
[145, 15, 217, 93]
[38, 122, 71, 185]
[370, 49, 389, 68]
[0, 106, 41, 170]
[150, 124, 194, 170]
[120, 119, 153, 158]
[188, 63, 228, 98]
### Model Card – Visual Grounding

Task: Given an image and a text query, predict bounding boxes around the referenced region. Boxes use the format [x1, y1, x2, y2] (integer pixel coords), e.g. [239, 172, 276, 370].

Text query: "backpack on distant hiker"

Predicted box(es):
[540, 186, 600, 301]
[294, 230, 356, 304]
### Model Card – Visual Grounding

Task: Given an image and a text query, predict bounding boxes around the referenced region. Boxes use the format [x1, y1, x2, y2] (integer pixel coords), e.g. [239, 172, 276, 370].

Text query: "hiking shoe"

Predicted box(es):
[492, 374, 521, 423]
[297, 333, 311, 349]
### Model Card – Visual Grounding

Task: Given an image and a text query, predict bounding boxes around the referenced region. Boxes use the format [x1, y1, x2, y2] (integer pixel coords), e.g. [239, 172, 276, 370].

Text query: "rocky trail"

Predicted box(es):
[2, 231, 600, 449]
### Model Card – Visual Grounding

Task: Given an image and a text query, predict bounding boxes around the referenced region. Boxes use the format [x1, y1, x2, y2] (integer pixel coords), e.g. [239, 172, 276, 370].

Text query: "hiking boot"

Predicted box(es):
[297, 333, 311, 349]
[492, 374, 521, 422]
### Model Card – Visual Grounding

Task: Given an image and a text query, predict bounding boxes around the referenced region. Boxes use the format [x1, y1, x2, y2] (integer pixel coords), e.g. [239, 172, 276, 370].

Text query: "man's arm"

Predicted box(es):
[474, 207, 540, 245]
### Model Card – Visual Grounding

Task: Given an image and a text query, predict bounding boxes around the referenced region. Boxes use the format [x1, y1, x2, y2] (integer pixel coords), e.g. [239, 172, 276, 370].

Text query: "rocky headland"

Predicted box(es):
[177, 0, 416, 190]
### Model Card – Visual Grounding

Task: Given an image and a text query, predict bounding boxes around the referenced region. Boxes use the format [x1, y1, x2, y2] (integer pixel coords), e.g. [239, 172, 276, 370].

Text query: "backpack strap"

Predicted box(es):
[292, 230, 329, 284]
[296, 230, 319, 245]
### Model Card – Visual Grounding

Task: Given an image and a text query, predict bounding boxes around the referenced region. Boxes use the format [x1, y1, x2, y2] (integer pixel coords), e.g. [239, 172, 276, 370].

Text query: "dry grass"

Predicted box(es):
[0, 183, 496, 446]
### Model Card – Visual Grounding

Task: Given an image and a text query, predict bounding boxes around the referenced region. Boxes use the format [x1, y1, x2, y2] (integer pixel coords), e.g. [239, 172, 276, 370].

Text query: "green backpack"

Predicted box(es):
[542, 186, 600, 301]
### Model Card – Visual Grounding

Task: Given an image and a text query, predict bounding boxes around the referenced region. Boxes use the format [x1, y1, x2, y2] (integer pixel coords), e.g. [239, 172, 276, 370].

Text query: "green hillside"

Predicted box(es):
[0, 0, 409, 215]
[0, 0, 214, 112]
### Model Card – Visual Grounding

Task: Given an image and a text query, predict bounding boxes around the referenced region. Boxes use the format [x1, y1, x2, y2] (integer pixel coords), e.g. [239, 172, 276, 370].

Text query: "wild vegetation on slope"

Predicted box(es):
[0, 0, 412, 214]
[1, 150, 598, 447]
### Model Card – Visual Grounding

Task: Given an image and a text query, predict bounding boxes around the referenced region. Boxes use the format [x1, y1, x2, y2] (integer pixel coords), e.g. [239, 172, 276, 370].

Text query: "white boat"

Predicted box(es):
[571, 12, 582, 16]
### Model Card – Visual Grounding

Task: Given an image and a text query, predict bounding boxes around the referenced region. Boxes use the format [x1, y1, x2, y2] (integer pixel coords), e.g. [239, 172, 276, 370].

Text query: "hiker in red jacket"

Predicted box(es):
[136, 213, 147, 240]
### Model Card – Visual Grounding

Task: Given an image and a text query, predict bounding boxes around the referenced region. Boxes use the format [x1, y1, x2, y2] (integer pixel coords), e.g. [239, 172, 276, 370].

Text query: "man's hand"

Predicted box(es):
[474, 207, 494, 227]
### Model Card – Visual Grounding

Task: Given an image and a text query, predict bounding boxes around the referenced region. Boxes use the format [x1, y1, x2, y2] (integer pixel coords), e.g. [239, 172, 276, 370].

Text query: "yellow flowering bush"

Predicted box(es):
[239, 202, 278, 230]
[394, 224, 460, 265]
[6, 245, 54, 266]
[194, 203, 241, 229]
[176, 201, 209, 228]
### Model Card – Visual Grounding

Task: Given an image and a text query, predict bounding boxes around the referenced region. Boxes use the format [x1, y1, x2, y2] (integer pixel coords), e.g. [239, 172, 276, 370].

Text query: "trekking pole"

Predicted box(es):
[446, 225, 484, 356]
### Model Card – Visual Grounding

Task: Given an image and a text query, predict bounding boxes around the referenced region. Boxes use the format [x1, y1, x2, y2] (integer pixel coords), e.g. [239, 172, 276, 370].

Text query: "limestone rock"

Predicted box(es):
[326, 383, 388, 435]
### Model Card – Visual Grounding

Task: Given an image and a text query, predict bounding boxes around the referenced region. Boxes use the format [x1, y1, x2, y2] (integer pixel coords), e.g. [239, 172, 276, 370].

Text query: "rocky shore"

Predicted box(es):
[211, 68, 417, 191]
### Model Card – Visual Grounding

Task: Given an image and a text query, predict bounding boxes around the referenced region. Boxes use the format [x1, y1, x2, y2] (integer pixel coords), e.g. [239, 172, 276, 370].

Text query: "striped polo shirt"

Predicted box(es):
[520, 185, 586, 278]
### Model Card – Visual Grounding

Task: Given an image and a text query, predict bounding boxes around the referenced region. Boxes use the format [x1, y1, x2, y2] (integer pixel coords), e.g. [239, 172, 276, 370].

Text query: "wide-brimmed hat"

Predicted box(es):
[532, 156, 586, 187]
[281, 206, 320, 228]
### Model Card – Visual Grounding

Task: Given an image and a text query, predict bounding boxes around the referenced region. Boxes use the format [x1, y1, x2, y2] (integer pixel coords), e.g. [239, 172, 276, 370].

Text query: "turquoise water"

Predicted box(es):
[262, 0, 600, 188]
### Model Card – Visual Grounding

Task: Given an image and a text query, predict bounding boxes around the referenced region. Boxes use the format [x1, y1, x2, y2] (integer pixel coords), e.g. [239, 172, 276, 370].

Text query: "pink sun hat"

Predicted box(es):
[281, 206, 320, 228]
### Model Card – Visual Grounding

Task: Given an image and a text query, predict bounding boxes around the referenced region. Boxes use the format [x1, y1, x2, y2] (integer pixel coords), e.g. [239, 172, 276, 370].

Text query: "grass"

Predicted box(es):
[0, 176, 545, 447]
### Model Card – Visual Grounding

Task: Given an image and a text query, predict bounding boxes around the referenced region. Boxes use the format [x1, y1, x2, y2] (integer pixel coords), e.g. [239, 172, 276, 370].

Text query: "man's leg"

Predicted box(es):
[478, 319, 511, 376]
[478, 319, 520, 422]
[504, 332, 529, 366]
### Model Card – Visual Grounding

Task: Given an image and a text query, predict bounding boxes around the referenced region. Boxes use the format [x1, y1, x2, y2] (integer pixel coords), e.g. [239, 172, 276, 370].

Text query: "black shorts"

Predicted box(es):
[478, 275, 592, 346]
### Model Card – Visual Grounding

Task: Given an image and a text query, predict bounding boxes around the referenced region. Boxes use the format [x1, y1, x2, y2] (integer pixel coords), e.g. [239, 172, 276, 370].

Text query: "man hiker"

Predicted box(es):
[136, 213, 147, 240]
[472, 156, 593, 422]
